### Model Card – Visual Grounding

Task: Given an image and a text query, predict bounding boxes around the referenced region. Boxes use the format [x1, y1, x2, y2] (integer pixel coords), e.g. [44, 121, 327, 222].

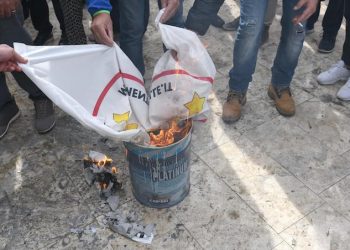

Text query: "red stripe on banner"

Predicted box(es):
[152, 69, 214, 84]
[121, 72, 144, 86]
[194, 118, 208, 123]
[92, 72, 144, 116]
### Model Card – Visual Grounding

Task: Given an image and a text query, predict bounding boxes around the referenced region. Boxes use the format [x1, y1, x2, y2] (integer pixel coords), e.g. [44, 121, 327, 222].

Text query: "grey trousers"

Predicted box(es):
[265, 0, 278, 25]
[0, 5, 45, 109]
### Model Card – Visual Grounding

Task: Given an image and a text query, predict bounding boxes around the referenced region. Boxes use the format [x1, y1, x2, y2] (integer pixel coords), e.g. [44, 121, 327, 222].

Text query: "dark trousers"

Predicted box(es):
[306, 0, 344, 38]
[114, 0, 184, 75]
[0, 6, 45, 110]
[157, 0, 184, 28]
[342, 0, 350, 65]
[116, 0, 149, 75]
[29, 0, 65, 34]
[185, 0, 225, 35]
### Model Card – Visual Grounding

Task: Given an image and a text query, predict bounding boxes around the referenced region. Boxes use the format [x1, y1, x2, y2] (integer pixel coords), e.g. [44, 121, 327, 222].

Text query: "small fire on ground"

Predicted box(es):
[148, 118, 191, 147]
[83, 151, 122, 197]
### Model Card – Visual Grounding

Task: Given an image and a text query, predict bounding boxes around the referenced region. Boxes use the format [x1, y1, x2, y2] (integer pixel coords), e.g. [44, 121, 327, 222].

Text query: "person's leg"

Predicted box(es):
[21, 0, 30, 19]
[261, 0, 278, 45]
[222, 0, 267, 123]
[0, 7, 44, 100]
[336, 2, 350, 100]
[185, 0, 225, 35]
[144, 0, 150, 33]
[318, 0, 344, 53]
[317, 2, 350, 90]
[322, 0, 344, 38]
[341, 1, 350, 67]
[118, 0, 147, 75]
[336, 1, 350, 100]
[0, 73, 12, 109]
[29, 0, 52, 33]
[0, 6, 55, 134]
[158, 0, 184, 28]
[223, 0, 276, 32]
[110, 0, 120, 34]
[29, 0, 53, 45]
[59, 0, 87, 45]
[0, 72, 20, 138]
[52, 0, 67, 43]
[264, 0, 277, 25]
[271, 0, 305, 89]
[305, 0, 320, 31]
[268, 0, 305, 116]
[228, 0, 268, 93]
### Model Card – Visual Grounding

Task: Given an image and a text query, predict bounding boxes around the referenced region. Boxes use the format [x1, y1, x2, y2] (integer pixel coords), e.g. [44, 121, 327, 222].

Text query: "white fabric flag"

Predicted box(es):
[14, 43, 150, 142]
[14, 11, 216, 144]
[149, 12, 216, 127]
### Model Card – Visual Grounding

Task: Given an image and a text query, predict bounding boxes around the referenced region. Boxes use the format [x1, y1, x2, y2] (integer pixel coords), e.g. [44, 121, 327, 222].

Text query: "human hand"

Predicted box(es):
[91, 13, 114, 47]
[0, 0, 19, 18]
[0, 44, 27, 72]
[293, 0, 318, 24]
[160, 0, 180, 23]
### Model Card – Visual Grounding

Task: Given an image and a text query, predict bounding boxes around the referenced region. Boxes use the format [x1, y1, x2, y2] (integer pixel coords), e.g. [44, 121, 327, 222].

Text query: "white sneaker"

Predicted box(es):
[317, 60, 350, 85]
[337, 77, 350, 101]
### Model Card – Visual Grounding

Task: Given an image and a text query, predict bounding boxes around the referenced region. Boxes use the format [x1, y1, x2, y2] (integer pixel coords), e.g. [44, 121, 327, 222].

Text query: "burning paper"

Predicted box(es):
[83, 151, 122, 198]
[149, 118, 192, 147]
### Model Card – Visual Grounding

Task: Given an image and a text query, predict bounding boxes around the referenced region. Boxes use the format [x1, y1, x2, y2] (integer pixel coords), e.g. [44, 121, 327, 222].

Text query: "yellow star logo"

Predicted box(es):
[184, 92, 205, 117]
[125, 123, 138, 130]
[113, 111, 130, 124]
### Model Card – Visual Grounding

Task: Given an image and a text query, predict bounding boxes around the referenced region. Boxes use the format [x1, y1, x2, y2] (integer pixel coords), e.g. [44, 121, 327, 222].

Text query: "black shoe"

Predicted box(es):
[260, 25, 270, 46]
[33, 31, 53, 46]
[318, 35, 336, 53]
[211, 15, 225, 28]
[0, 99, 20, 139]
[222, 17, 240, 31]
[34, 98, 55, 134]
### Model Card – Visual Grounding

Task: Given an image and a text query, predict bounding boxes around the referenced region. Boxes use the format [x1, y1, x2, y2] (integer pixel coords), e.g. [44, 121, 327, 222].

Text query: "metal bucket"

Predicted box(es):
[124, 129, 191, 208]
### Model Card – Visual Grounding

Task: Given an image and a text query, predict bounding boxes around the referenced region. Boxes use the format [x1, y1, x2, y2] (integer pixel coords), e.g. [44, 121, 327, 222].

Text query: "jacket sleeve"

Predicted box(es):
[87, 0, 112, 16]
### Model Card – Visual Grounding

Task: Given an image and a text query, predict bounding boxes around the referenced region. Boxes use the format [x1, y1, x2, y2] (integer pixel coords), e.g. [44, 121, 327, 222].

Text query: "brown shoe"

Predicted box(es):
[222, 90, 247, 123]
[267, 84, 295, 116]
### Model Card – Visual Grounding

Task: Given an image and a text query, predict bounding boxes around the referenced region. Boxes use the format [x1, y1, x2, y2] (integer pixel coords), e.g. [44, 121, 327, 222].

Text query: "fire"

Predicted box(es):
[95, 156, 112, 167]
[83, 151, 122, 195]
[149, 119, 191, 147]
[100, 182, 108, 190]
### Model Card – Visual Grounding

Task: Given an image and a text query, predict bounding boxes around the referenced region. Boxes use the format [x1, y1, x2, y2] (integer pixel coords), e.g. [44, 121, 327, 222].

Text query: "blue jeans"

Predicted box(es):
[229, 0, 306, 93]
[116, 0, 184, 76]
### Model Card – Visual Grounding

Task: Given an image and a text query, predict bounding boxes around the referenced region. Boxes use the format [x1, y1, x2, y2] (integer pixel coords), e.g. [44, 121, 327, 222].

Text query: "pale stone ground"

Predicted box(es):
[1, 0, 350, 249]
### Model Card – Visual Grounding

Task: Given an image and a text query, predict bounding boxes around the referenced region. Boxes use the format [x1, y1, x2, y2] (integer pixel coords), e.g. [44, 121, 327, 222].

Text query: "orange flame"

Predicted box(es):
[95, 156, 112, 167]
[111, 167, 118, 174]
[149, 119, 191, 147]
[100, 182, 108, 190]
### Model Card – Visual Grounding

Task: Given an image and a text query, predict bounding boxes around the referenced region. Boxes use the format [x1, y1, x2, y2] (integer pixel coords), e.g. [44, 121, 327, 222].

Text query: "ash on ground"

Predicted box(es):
[80, 150, 155, 244]
[106, 211, 155, 244]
